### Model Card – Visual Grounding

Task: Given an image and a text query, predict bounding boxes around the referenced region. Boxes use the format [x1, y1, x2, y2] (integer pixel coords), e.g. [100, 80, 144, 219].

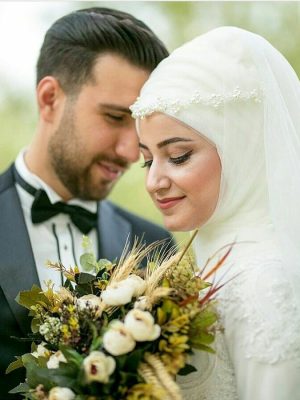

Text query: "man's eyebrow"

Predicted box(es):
[139, 137, 193, 150]
[98, 103, 131, 114]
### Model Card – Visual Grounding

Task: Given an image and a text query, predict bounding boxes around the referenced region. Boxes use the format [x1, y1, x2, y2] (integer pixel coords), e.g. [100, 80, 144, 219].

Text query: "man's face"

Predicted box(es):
[48, 54, 149, 200]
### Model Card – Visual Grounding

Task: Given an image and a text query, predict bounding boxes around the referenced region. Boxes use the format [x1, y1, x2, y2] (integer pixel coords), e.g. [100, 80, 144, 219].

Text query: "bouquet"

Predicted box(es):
[7, 232, 227, 400]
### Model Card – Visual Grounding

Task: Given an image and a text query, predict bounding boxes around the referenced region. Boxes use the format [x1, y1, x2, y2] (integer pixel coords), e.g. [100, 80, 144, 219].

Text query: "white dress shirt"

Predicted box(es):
[15, 150, 98, 290]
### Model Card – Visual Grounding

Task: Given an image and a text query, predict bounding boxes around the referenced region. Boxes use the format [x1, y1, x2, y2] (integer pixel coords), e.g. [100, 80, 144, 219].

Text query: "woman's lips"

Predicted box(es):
[97, 162, 124, 181]
[156, 196, 186, 210]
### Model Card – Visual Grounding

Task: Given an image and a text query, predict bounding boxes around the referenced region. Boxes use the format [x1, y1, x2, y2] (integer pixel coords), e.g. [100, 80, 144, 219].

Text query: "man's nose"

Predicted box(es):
[115, 128, 140, 163]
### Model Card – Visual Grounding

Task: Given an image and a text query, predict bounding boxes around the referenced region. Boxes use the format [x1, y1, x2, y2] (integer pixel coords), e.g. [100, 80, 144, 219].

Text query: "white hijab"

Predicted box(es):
[131, 27, 300, 289]
[131, 28, 300, 393]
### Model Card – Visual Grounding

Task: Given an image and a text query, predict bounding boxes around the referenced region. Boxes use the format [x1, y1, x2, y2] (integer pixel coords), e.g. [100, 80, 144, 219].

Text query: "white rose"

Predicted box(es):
[83, 351, 116, 383]
[101, 275, 146, 307]
[32, 343, 49, 358]
[103, 321, 136, 355]
[101, 281, 134, 306]
[77, 294, 102, 311]
[48, 387, 75, 400]
[124, 309, 161, 342]
[47, 351, 67, 369]
[124, 275, 146, 297]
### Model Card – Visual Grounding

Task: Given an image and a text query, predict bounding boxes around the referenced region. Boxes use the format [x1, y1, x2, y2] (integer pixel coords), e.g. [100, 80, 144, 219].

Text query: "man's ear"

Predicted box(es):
[37, 77, 65, 122]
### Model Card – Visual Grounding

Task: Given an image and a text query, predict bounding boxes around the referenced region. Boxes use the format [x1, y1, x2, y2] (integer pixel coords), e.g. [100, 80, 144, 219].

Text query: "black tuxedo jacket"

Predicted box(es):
[0, 164, 174, 399]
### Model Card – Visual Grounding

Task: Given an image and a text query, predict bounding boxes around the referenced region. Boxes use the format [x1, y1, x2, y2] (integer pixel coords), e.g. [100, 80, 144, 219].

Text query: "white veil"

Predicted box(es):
[247, 31, 300, 282]
[131, 26, 300, 305]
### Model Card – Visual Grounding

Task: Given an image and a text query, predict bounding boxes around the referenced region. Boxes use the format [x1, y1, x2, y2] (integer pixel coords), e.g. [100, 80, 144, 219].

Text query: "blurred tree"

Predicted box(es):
[155, 1, 300, 74]
[0, 93, 36, 170]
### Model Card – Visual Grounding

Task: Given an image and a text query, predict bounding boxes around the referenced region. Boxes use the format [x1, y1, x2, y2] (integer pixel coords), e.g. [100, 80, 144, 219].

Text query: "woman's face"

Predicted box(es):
[139, 113, 221, 231]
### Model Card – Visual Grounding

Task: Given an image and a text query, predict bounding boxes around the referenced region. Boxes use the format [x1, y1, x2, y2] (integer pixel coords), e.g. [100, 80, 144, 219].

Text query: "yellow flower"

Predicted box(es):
[69, 316, 79, 329]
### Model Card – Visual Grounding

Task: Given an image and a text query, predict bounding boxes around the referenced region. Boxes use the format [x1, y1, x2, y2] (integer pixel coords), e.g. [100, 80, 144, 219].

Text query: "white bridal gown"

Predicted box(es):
[178, 224, 300, 400]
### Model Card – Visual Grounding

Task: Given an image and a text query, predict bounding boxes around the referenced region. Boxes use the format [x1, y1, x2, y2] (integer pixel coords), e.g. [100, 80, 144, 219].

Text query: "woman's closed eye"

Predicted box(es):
[169, 150, 193, 165]
[141, 159, 153, 168]
[141, 150, 193, 168]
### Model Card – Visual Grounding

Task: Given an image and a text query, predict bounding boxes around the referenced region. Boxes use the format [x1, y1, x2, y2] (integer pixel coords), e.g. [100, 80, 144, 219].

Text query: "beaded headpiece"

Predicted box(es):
[131, 87, 262, 119]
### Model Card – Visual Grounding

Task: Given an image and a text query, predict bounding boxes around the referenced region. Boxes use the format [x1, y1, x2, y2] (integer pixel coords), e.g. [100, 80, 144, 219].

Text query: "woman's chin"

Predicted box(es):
[163, 218, 199, 233]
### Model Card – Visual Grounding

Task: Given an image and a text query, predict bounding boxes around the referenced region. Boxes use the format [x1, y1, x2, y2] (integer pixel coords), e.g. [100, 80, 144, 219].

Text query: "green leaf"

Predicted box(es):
[59, 346, 83, 367]
[9, 382, 30, 394]
[190, 343, 216, 353]
[96, 259, 114, 273]
[76, 272, 96, 285]
[74, 395, 87, 400]
[31, 342, 37, 352]
[190, 331, 215, 347]
[37, 356, 49, 368]
[119, 370, 138, 386]
[31, 317, 40, 333]
[25, 360, 78, 390]
[16, 285, 49, 310]
[116, 354, 127, 370]
[198, 280, 212, 291]
[64, 279, 75, 291]
[123, 348, 144, 372]
[22, 353, 38, 367]
[192, 309, 218, 329]
[6, 357, 23, 374]
[82, 235, 92, 251]
[177, 363, 197, 376]
[90, 336, 103, 351]
[50, 363, 79, 386]
[80, 253, 97, 272]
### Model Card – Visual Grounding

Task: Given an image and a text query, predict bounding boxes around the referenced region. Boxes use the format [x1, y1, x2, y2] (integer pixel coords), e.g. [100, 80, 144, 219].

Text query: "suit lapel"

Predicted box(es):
[0, 170, 38, 334]
[97, 201, 132, 261]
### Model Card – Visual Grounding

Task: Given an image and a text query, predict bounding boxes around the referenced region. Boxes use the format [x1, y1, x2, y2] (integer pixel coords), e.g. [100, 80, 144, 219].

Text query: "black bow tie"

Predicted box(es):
[13, 167, 97, 234]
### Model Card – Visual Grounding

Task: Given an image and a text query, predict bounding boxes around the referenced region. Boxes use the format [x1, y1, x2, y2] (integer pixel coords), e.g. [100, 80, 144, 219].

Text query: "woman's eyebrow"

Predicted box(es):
[139, 137, 193, 150]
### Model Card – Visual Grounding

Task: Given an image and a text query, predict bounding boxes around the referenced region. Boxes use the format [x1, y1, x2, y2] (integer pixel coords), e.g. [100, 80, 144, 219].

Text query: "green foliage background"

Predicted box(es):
[1, 1, 300, 242]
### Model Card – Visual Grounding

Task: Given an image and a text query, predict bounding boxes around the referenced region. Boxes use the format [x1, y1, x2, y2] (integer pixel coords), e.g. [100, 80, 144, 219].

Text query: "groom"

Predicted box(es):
[0, 7, 172, 398]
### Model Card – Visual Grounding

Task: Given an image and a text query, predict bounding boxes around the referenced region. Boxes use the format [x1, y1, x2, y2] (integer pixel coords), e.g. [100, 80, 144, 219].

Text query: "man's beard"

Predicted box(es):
[48, 107, 128, 200]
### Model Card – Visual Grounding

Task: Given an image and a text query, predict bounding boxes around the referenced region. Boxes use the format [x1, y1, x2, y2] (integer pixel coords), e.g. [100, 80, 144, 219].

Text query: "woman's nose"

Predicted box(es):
[146, 163, 171, 194]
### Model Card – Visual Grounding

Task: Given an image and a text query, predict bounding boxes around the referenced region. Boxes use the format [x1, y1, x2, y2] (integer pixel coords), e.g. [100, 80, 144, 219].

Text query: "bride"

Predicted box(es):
[130, 27, 300, 399]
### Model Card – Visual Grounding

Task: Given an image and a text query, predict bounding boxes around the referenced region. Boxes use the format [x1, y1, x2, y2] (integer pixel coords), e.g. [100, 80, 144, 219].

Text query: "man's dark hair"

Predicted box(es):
[36, 7, 169, 94]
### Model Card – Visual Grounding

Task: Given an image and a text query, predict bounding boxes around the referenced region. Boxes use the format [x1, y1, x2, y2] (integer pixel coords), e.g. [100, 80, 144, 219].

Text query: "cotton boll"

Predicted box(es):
[103, 321, 136, 355]
[123, 275, 147, 297]
[124, 309, 161, 341]
[101, 281, 134, 306]
[77, 294, 102, 311]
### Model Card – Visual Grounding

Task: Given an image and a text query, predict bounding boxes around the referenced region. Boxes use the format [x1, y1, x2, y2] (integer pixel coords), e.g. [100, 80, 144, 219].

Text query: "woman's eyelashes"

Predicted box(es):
[141, 159, 153, 168]
[141, 150, 193, 168]
[169, 150, 193, 165]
